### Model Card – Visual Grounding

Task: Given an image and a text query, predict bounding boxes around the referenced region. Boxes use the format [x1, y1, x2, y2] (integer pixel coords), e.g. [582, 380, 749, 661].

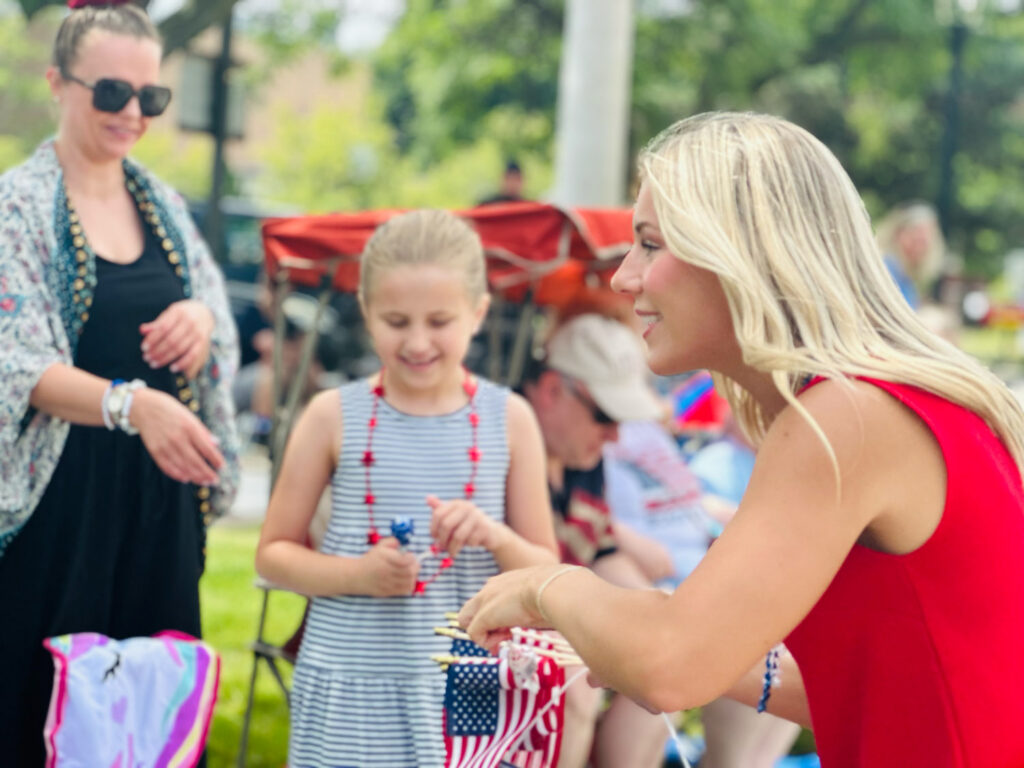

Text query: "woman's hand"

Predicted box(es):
[357, 538, 420, 596]
[457, 564, 567, 653]
[130, 387, 224, 486]
[140, 299, 214, 379]
[428, 494, 506, 557]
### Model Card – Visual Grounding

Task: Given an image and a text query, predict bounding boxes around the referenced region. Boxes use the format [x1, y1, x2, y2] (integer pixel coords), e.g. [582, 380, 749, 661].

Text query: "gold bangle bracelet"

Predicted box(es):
[535, 565, 582, 623]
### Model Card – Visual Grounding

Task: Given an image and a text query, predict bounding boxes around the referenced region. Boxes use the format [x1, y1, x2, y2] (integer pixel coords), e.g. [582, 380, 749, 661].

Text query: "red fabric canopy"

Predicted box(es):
[261, 201, 633, 304]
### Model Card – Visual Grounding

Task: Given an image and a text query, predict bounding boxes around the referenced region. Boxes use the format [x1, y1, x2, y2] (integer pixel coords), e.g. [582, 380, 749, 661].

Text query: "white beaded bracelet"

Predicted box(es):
[535, 565, 582, 623]
[100, 379, 122, 431]
[106, 379, 147, 436]
[119, 379, 146, 436]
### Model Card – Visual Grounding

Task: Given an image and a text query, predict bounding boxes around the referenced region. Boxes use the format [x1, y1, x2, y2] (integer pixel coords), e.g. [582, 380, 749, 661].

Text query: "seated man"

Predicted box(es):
[606, 415, 801, 768]
[519, 314, 669, 768]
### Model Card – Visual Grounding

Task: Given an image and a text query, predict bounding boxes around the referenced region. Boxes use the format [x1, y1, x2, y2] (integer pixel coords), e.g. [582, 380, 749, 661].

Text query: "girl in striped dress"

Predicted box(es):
[256, 209, 559, 768]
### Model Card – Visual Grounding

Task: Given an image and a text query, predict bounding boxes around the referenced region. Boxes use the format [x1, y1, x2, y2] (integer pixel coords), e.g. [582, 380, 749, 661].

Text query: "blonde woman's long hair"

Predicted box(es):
[639, 111, 1024, 476]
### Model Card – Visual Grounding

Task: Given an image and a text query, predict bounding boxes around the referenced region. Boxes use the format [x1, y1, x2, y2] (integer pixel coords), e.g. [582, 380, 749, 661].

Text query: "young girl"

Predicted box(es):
[459, 112, 1024, 767]
[256, 208, 558, 768]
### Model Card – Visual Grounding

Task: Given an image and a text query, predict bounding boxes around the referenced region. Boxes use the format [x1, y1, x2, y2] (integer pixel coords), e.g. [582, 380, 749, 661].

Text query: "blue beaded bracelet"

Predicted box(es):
[756, 645, 782, 713]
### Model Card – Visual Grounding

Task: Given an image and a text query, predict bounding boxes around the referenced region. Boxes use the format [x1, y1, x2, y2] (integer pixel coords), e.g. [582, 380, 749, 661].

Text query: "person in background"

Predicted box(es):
[0, 2, 239, 763]
[477, 158, 526, 205]
[460, 111, 1024, 768]
[875, 200, 945, 310]
[519, 313, 672, 768]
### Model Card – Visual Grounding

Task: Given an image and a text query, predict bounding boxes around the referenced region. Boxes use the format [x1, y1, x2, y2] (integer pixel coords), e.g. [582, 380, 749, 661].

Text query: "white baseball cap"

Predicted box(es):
[546, 314, 664, 423]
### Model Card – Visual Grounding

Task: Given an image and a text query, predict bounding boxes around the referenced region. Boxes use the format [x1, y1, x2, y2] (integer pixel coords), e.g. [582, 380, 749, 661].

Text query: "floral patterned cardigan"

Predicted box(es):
[0, 140, 240, 556]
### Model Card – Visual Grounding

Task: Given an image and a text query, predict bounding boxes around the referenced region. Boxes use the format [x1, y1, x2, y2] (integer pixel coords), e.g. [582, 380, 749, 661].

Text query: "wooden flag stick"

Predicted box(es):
[529, 646, 584, 666]
[435, 626, 471, 641]
[510, 627, 576, 653]
[433, 627, 583, 667]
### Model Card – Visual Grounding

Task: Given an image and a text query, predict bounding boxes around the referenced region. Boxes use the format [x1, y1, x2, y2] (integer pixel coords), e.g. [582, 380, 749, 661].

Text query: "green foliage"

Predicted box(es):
[0, 10, 56, 171]
[240, 0, 351, 88]
[8, 0, 1024, 280]
[256, 72, 554, 212]
[257, 93, 399, 212]
[131, 128, 213, 201]
[201, 524, 306, 768]
[373, 0, 1024, 279]
[373, 0, 563, 162]
[14, 0, 66, 17]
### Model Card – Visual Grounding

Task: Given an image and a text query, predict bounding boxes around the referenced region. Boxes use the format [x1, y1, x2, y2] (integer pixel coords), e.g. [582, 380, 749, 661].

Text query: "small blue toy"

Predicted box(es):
[390, 516, 415, 546]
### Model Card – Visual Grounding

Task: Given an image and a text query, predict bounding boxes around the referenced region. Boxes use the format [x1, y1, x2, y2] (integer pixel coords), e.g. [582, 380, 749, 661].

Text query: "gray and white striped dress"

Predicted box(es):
[289, 377, 510, 768]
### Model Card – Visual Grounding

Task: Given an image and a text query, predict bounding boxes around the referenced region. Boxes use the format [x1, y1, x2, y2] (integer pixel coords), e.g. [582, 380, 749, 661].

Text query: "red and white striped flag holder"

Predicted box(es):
[433, 617, 692, 768]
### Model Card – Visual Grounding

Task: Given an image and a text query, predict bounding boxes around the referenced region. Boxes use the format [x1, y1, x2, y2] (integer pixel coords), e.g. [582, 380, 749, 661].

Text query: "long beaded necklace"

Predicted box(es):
[362, 368, 481, 594]
[62, 171, 213, 525]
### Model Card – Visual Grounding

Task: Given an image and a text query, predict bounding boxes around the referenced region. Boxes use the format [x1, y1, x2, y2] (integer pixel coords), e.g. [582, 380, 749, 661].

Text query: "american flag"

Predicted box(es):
[502, 633, 567, 768]
[443, 644, 565, 768]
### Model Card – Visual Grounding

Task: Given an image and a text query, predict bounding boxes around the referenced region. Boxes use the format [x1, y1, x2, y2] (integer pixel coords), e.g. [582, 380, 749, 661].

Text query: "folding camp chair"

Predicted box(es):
[236, 579, 303, 768]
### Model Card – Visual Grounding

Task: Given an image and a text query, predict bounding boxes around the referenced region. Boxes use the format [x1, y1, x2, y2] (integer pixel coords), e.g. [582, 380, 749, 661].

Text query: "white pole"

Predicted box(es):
[550, 0, 635, 207]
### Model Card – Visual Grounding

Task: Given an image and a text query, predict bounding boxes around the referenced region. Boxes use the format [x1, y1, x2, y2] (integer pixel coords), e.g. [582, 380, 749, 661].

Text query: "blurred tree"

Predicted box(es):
[14, 0, 238, 55]
[242, 0, 348, 79]
[373, 0, 563, 164]
[255, 68, 554, 212]
[131, 129, 212, 201]
[372, 0, 1024, 277]
[0, 11, 52, 169]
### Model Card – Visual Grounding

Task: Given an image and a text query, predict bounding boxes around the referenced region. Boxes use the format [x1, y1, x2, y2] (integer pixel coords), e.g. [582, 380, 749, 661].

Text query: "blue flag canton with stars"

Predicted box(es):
[450, 637, 491, 658]
[444, 662, 501, 736]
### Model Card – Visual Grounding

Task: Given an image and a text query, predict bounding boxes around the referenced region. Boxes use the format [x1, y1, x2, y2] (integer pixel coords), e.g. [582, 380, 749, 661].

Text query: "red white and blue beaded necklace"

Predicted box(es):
[361, 368, 481, 594]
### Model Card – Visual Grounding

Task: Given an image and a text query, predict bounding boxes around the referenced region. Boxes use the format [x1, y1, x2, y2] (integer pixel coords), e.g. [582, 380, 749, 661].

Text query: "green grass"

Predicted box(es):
[959, 326, 1023, 364]
[201, 524, 307, 768]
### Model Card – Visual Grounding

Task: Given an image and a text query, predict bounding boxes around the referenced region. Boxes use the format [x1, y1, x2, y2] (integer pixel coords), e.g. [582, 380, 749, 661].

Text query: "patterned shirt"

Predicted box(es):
[0, 139, 240, 555]
[550, 462, 617, 566]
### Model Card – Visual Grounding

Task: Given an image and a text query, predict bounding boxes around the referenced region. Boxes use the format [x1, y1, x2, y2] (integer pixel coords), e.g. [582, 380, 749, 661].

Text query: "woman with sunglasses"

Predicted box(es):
[0, 1, 238, 762]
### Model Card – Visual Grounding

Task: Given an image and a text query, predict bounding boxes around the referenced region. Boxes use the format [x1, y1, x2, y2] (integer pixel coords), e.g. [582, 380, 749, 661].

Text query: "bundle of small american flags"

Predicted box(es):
[433, 620, 582, 768]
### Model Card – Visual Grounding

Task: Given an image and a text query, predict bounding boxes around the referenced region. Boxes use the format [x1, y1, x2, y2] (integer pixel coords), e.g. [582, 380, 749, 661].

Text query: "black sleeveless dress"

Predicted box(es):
[0, 219, 205, 766]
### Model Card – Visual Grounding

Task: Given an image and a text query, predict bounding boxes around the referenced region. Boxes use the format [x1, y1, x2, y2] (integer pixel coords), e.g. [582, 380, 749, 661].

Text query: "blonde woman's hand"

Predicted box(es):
[357, 538, 420, 597]
[140, 299, 214, 379]
[129, 387, 224, 486]
[427, 495, 506, 557]
[458, 565, 562, 653]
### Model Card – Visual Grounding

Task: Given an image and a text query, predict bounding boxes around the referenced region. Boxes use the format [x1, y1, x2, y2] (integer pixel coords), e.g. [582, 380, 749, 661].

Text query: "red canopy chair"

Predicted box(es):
[260, 201, 632, 475]
[235, 202, 633, 766]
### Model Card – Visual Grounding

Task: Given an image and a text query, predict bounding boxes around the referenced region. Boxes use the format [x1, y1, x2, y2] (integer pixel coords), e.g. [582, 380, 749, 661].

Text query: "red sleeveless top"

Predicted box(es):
[785, 379, 1024, 767]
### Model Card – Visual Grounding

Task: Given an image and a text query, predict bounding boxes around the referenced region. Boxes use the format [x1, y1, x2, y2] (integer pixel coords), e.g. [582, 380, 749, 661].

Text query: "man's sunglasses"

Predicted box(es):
[561, 375, 616, 426]
[62, 72, 172, 118]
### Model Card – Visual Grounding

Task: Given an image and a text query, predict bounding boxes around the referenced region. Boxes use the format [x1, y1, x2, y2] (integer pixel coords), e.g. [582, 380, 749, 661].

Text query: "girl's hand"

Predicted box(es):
[457, 565, 560, 653]
[140, 299, 214, 378]
[427, 494, 505, 557]
[130, 387, 224, 486]
[357, 538, 420, 596]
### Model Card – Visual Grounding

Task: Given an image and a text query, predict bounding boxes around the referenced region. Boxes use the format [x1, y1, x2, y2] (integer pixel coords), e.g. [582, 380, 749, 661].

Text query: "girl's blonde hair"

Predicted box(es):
[639, 111, 1024, 474]
[358, 209, 488, 308]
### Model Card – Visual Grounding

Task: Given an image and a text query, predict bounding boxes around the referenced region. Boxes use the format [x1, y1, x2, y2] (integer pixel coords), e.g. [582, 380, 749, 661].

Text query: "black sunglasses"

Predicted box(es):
[62, 72, 172, 117]
[561, 375, 616, 425]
